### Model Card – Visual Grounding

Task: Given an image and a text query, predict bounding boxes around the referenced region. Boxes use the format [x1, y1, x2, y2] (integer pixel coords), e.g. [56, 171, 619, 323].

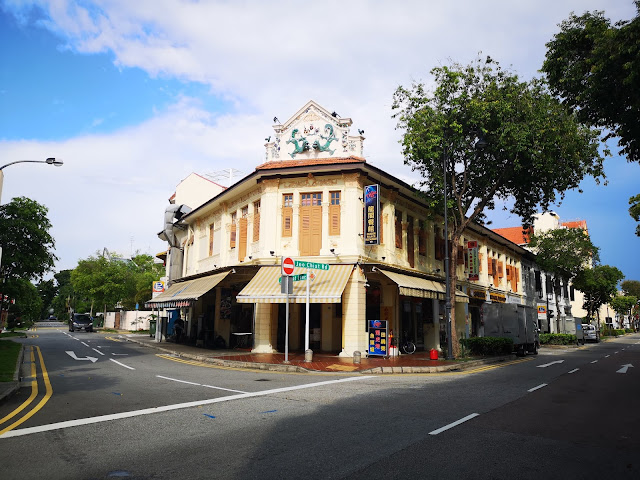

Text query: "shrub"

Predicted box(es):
[624, 328, 634, 333]
[539, 333, 577, 345]
[460, 337, 514, 356]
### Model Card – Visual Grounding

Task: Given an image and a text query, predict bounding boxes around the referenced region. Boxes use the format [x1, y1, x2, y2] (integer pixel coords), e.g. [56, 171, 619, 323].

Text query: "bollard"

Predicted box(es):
[305, 349, 313, 362]
[353, 350, 361, 364]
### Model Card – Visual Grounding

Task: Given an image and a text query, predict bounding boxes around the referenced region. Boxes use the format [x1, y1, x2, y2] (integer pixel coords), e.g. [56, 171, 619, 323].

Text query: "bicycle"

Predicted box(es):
[401, 333, 416, 355]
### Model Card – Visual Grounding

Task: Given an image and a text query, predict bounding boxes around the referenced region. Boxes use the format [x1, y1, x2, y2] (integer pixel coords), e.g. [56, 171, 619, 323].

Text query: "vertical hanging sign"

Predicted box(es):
[364, 184, 379, 245]
[368, 320, 388, 356]
[467, 240, 479, 281]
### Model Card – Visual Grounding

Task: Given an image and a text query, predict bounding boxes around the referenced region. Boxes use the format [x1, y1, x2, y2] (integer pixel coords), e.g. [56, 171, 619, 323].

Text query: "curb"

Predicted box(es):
[122, 335, 515, 374]
[0, 343, 24, 404]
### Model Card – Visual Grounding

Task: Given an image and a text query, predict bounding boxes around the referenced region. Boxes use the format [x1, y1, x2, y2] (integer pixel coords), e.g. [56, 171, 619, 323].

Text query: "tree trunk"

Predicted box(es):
[449, 233, 460, 358]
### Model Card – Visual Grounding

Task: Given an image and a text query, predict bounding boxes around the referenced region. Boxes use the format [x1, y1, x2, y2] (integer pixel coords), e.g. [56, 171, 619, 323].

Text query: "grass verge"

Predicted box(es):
[0, 340, 22, 382]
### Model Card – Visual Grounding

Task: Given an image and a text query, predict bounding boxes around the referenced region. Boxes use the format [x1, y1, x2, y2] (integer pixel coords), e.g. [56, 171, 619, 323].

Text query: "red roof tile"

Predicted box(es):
[562, 220, 588, 231]
[492, 226, 534, 245]
[255, 156, 365, 170]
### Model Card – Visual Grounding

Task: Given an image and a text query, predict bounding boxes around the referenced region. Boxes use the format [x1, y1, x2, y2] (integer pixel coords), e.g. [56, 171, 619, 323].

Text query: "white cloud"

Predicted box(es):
[1, 0, 638, 275]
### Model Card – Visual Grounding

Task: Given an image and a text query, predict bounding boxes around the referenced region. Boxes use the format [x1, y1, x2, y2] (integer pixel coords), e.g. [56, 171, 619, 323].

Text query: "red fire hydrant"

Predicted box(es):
[429, 348, 439, 360]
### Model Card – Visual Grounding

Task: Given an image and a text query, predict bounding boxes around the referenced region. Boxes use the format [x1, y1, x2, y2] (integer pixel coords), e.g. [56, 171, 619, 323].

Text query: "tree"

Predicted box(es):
[0, 196, 57, 281]
[542, 3, 640, 233]
[393, 56, 605, 357]
[610, 295, 638, 327]
[2, 278, 42, 328]
[572, 265, 624, 326]
[621, 279, 640, 298]
[529, 228, 599, 331]
[37, 278, 57, 320]
[630, 194, 640, 236]
[71, 252, 163, 315]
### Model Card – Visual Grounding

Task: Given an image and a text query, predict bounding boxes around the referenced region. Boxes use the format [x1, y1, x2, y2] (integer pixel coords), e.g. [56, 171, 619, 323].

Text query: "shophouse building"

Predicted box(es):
[147, 101, 537, 356]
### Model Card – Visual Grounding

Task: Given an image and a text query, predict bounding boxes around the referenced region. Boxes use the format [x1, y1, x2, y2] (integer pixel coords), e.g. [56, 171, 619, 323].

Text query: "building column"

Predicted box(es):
[252, 302, 276, 353]
[340, 266, 367, 357]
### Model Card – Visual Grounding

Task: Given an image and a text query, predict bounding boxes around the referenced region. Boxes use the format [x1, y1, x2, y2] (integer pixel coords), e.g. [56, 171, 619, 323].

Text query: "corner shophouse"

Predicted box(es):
[148, 100, 534, 357]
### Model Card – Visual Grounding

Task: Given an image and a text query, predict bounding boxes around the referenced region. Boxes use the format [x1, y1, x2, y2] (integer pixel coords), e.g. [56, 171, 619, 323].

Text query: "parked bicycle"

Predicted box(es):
[401, 332, 416, 354]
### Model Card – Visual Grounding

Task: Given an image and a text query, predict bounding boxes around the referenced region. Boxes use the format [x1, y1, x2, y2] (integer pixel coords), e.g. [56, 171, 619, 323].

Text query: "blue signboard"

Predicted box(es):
[368, 320, 388, 356]
[364, 184, 380, 245]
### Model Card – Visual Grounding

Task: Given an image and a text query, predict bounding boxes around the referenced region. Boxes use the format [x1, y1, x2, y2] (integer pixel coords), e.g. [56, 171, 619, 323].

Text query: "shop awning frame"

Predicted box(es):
[146, 271, 230, 308]
[377, 268, 469, 303]
[236, 265, 354, 304]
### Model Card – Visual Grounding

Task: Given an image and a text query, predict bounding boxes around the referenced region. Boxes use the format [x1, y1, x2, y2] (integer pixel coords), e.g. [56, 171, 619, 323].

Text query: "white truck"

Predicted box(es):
[482, 303, 540, 356]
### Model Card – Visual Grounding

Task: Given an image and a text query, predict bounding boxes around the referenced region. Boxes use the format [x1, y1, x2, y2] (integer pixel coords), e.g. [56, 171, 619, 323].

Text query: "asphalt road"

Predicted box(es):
[1, 328, 638, 480]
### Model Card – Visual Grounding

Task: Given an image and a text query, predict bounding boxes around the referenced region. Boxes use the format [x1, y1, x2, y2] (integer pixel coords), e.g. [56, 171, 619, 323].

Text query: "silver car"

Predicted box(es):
[582, 324, 599, 342]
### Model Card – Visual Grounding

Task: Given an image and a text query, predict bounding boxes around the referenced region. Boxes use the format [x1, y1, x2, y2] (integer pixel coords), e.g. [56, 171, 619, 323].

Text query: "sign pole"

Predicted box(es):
[285, 283, 290, 363]
[305, 267, 310, 351]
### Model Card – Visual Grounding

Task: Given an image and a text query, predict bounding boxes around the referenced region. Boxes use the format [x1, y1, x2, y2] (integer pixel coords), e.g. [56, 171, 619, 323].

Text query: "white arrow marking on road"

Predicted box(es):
[66, 351, 98, 363]
[537, 360, 565, 368]
[617, 364, 634, 374]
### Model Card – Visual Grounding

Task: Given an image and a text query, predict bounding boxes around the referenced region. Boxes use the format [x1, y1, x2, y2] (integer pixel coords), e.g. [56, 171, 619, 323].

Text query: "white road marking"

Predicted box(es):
[605, 355, 610, 358]
[66, 351, 98, 363]
[156, 375, 249, 394]
[528, 383, 547, 392]
[616, 364, 634, 374]
[590, 360, 598, 364]
[615, 351, 619, 354]
[429, 413, 480, 435]
[81, 342, 90, 348]
[112, 353, 129, 356]
[537, 360, 565, 368]
[110, 359, 135, 370]
[92, 348, 105, 356]
[0, 376, 374, 438]
[568, 368, 579, 374]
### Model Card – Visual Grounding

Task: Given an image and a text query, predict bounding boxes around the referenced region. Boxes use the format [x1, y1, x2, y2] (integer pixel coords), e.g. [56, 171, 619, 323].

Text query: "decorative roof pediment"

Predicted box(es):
[264, 100, 364, 163]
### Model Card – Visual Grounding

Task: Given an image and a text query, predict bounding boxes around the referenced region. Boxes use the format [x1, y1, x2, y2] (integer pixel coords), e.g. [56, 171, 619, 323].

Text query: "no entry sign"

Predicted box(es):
[282, 256, 295, 275]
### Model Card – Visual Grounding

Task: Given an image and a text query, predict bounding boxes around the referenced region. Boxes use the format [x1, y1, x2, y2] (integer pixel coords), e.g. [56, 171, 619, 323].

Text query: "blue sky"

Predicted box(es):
[0, 0, 638, 283]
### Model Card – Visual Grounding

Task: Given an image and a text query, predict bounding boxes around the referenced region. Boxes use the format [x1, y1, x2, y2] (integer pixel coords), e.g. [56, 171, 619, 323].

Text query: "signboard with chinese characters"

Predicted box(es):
[364, 184, 379, 245]
[368, 319, 388, 356]
[467, 240, 479, 281]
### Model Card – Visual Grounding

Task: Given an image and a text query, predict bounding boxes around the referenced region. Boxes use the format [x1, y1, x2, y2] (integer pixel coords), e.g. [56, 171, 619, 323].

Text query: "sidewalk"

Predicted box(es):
[122, 333, 514, 374]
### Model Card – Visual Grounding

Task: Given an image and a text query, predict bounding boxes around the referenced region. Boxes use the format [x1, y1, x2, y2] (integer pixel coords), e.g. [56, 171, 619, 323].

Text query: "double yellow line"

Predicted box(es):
[0, 346, 53, 436]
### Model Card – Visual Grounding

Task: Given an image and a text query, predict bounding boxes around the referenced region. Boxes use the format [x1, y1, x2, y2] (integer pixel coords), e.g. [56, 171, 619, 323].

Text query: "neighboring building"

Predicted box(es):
[493, 212, 608, 333]
[148, 101, 536, 356]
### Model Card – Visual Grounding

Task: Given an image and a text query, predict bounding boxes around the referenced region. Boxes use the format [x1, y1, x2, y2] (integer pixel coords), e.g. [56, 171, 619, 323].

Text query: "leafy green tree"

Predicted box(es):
[392, 56, 605, 356]
[630, 194, 640, 236]
[610, 295, 638, 326]
[621, 279, 640, 298]
[37, 278, 57, 320]
[542, 3, 640, 162]
[572, 265, 624, 327]
[542, 4, 640, 234]
[3, 278, 42, 327]
[0, 196, 57, 281]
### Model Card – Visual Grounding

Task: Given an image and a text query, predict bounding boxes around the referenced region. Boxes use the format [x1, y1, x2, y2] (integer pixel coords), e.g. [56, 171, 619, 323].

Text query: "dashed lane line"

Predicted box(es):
[156, 375, 249, 394]
[429, 413, 480, 435]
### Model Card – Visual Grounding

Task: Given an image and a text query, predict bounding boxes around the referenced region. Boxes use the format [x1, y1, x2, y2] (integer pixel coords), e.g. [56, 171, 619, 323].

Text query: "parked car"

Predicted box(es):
[582, 324, 599, 342]
[69, 313, 94, 332]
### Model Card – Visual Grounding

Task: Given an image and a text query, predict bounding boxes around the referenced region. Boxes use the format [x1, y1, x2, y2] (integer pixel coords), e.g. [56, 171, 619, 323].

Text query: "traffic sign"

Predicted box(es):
[294, 260, 329, 271]
[282, 256, 295, 275]
[279, 274, 307, 283]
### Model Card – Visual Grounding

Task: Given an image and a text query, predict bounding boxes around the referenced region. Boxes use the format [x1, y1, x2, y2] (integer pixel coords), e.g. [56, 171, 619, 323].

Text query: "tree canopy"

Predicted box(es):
[630, 194, 640, 236]
[0, 196, 57, 281]
[529, 228, 599, 284]
[610, 295, 638, 318]
[71, 252, 164, 314]
[542, 2, 640, 162]
[621, 279, 640, 298]
[393, 56, 605, 356]
[572, 265, 624, 323]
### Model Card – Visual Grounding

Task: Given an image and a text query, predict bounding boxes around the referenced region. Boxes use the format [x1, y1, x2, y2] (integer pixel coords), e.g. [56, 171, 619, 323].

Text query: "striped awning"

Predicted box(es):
[146, 271, 230, 308]
[236, 265, 354, 304]
[378, 269, 469, 303]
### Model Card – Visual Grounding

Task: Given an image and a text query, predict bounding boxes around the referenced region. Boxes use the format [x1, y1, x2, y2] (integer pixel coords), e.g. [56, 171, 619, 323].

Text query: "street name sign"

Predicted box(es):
[294, 260, 329, 271]
[279, 274, 308, 283]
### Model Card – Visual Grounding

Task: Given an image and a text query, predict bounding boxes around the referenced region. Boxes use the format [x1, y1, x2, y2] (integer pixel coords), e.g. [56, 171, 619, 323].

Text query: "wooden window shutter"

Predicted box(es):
[478, 253, 483, 272]
[493, 270, 500, 287]
[514, 268, 519, 292]
[311, 207, 322, 255]
[299, 206, 311, 255]
[329, 204, 340, 236]
[282, 206, 293, 237]
[230, 224, 236, 248]
[457, 245, 464, 265]
[407, 221, 415, 268]
[498, 261, 504, 278]
[487, 258, 494, 276]
[395, 213, 402, 249]
[506, 265, 511, 281]
[253, 212, 260, 242]
[418, 229, 427, 256]
[238, 218, 247, 261]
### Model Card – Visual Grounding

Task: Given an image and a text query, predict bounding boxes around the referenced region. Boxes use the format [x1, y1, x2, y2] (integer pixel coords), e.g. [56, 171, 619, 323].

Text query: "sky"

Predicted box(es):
[0, 0, 638, 283]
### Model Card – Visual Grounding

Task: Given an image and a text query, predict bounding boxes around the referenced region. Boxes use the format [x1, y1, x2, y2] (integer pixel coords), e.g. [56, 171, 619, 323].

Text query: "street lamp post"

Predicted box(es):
[0, 157, 63, 203]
